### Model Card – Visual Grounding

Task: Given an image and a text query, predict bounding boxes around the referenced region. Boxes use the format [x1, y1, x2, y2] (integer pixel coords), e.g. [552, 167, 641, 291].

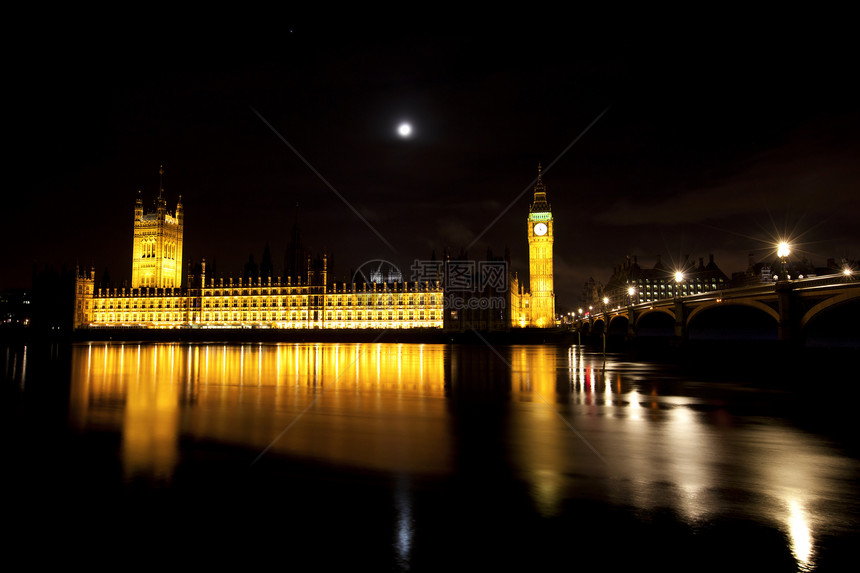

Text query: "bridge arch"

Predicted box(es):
[686, 302, 779, 341]
[635, 307, 675, 322]
[634, 308, 675, 337]
[607, 315, 629, 337]
[686, 300, 779, 327]
[800, 290, 860, 330]
[800, 291, 860, 347]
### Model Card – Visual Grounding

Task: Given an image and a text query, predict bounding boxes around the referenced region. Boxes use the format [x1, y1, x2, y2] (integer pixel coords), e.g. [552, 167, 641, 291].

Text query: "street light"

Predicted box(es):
[777, 241, 791, 281]
[600, 297, 609, 359]
[674, 271, 684, 298]
[627, 286, 636, 306]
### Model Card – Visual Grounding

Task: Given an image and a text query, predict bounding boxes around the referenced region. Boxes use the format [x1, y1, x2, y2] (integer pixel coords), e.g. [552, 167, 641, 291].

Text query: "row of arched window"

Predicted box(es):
[140, 240, 178, 259]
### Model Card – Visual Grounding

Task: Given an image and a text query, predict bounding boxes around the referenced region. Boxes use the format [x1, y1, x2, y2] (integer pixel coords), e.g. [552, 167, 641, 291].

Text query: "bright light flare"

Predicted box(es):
[778, 242, 791, 258]
[787, 499, 814, 570]
[674, 271, 684, 283]
[397, 123, 412, 137]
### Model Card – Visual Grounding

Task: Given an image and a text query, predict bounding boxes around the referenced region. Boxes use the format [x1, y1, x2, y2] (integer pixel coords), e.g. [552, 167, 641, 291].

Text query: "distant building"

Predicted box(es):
[443, 165, 557, 330]
[510, 165, 556, 328]
[132, 166, 184, 289]
[0, 288, 31, 328]
[74, 168, 443, 330]
[731, 253, 774, 287]
[440, 247, 513, 332]
[603, 254, 729, 308]
[74, 165, 561, 331]
[729, 252, 846, 287]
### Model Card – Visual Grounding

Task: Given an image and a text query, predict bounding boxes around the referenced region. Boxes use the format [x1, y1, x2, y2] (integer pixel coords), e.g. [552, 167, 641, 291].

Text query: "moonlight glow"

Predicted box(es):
[398, 123, 412, 137]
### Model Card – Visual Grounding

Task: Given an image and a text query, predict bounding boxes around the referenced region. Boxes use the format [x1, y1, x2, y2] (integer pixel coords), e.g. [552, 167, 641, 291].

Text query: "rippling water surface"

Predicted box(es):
[4, 342, 858, 570]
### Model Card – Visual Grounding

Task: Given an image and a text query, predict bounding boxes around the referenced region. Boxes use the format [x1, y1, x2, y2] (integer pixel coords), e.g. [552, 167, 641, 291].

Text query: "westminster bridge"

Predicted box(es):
[579, 274, 860, 346]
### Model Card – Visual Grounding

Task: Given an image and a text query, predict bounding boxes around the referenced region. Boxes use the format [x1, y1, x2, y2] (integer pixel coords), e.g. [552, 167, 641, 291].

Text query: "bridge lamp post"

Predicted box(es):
[674, 271, 684, 299]
[777, 242, 791, 281]
[627, 286, 637, 306]
[601, 297, 610, 359]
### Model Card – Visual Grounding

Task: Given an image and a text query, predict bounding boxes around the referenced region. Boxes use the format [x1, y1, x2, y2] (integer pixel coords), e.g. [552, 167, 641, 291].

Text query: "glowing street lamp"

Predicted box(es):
[599, 297, 610, 358]
[627, 286, 636, 306]
[777, 241, 791, 281]
[674, 271, 684, 299]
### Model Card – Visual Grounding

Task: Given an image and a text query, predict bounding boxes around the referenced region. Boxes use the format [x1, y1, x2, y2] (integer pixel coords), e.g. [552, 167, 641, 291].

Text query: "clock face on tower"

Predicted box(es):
[534, 222, 547, 236]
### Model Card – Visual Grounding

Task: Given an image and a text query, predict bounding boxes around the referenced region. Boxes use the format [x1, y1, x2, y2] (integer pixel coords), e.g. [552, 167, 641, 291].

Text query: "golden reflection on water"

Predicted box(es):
[560, 346, 837, 571]
[70, 342, 449, 482]
[66, 342, 851, 570]
[508, 345, 567, 517]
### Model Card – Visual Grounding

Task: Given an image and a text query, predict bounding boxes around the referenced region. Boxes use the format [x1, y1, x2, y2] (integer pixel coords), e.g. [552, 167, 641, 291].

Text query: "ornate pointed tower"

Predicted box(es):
[131, 165, 184, 288]
[527, 164, 555, 327]
[284, 202, 308, 282]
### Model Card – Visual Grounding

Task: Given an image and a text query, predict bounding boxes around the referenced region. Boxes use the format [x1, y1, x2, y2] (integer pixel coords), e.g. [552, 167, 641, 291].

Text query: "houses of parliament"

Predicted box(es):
[73, 167, 556, 331]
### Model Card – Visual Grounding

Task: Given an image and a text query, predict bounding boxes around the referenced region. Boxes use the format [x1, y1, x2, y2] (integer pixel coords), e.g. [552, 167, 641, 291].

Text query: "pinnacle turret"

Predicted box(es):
[529, 163, 551, 213]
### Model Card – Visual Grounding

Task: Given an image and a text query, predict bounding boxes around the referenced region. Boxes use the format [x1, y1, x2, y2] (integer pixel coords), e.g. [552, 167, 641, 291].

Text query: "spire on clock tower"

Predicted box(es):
[530, 163, 551, 213]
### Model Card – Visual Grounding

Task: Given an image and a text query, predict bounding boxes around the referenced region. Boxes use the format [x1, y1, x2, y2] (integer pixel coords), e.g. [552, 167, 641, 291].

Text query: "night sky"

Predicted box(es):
[7, 19, 859, 308]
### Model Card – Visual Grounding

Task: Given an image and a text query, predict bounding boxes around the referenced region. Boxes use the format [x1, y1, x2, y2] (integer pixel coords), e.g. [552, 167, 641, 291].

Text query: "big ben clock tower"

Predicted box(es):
[527, 164, 555, 327]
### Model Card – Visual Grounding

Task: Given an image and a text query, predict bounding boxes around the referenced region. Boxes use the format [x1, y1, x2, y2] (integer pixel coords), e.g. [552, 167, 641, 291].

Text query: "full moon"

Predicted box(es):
[397, 123, 412, 137]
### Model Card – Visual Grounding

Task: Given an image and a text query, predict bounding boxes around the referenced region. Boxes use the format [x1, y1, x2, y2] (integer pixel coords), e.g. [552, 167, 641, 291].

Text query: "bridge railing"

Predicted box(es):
[582, 273, 856, 323]
[787, 273, 857, 290]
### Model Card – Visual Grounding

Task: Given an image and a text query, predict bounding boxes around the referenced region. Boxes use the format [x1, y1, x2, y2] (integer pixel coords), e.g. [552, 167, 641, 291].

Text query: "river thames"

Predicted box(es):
[3, 341, 858, 571]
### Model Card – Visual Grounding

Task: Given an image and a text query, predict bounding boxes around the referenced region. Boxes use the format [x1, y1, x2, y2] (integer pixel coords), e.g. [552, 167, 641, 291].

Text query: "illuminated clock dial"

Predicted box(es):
[534, 222, 548, 236]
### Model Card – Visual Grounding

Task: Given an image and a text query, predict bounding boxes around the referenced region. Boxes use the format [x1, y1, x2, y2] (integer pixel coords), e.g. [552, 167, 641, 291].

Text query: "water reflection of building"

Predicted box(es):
[61, 342, 845, 571]
[70, 343, 450, 480]
[70, 344, 180, 482]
